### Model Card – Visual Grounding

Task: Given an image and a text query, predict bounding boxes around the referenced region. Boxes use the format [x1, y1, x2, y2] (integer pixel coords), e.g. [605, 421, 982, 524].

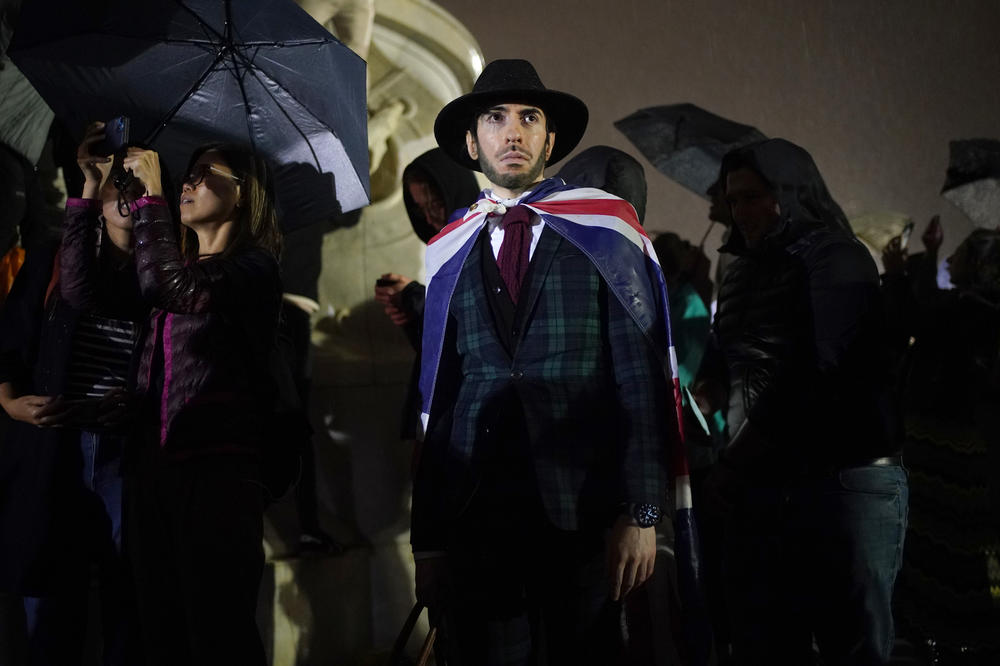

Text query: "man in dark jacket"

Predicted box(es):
[703, 139, 907, 664]
[411, 59, 678, 664]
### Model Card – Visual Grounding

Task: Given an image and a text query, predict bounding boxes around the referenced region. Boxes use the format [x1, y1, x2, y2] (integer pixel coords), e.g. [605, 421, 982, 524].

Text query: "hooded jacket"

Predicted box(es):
[554, 145, 647, 225]
[712, 139, 898, 473]
[402, 148, 481, 244]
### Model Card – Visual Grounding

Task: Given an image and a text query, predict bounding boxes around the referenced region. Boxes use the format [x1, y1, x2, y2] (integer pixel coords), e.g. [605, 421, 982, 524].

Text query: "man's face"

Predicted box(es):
[465, 103, 554, 197]
[406, 178, 447, 233]
[725, 167, 780, 249]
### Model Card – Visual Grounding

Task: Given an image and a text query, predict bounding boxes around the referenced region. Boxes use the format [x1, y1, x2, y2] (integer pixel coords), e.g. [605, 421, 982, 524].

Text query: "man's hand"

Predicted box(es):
[606, 515, 656, 601]
[383, 303, 412, 326]
[374, 273, 415, 327]
[0, 393, 72, 426]
[882, 235, 908, 276]
[414, 555, 450, 607]
[922, 215, 943, 255]
[374, 273, 413, 304]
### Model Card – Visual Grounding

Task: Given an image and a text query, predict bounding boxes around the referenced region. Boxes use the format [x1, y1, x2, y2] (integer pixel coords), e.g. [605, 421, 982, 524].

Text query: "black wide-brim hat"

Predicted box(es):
[434, 59, 589, 172]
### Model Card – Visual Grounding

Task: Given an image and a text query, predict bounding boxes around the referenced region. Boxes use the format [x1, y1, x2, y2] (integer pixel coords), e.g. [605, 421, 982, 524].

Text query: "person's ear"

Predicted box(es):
[466, 130, 478, 160]
[545, 132, 555, 161]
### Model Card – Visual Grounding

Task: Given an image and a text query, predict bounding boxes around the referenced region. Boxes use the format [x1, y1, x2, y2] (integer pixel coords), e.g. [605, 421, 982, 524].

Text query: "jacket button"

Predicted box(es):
[511, 328, 519, 337]
[510, 370, 523, 379]
[494, 286, 502, 294]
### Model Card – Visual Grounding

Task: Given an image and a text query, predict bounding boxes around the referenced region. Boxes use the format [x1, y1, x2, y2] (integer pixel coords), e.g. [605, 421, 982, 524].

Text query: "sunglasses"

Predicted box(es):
[183, 164, 244, 188]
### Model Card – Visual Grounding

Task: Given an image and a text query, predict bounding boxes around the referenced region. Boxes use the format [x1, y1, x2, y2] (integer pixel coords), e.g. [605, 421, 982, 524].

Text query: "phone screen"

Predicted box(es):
[90, 116, 131, 156]
[900, 222, 915, 251]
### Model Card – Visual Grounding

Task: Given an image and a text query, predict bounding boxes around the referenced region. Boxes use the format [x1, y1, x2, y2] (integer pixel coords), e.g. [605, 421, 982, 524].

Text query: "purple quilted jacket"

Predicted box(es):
[131, 199, 281, 456]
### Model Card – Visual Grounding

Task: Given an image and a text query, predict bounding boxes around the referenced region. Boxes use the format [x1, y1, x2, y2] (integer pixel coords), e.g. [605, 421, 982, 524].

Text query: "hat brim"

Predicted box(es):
[434, 89, 589, 172]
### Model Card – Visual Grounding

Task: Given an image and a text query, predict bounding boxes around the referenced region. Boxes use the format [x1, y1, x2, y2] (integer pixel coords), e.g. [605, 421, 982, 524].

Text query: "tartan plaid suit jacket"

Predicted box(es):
[411, 223, 671, 552]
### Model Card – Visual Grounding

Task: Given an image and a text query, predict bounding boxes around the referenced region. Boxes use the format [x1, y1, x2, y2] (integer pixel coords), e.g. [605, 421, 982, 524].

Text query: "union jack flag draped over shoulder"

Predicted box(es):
[418, 178, 712, 661]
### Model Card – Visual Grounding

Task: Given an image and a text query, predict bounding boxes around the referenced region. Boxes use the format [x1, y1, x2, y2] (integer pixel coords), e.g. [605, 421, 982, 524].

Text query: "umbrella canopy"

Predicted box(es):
[941, 139, 1000, 229]
[615, 103, 765, 200]
[10, 0, 370, 230]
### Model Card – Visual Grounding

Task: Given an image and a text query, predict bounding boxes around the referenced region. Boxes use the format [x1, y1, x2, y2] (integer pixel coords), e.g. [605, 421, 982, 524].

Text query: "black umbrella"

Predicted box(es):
[10, 0, 370, 230]
[941, 139, 1000, 229]
[614, 103, 765, 200]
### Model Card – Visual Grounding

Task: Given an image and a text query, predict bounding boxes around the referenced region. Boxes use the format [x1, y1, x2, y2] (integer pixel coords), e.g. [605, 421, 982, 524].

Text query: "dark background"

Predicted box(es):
[435, 0, 1000, 260]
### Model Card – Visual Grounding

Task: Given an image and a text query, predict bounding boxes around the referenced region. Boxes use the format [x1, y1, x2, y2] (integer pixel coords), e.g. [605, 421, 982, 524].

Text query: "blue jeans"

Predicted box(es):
[23, 431, 138, 665]
[724, 464, 908, 665]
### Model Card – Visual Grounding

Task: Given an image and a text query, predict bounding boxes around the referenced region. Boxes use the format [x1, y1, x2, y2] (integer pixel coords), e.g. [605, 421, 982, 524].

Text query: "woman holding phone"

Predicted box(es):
[0, 120, 156, 664]
[121, 143, 281, 666]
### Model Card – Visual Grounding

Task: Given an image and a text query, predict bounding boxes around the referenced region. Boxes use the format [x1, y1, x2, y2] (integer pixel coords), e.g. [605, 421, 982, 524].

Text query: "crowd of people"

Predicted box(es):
[0, 47, 997, 666]
[370, 59, 1000, 665]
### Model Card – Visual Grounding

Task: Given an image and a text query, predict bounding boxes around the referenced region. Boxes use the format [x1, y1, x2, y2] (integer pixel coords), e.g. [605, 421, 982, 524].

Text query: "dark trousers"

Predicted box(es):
[23, 432, 140, 666]
[445, 508, 622, 666]
[125, 453, 265, 666]
[441, 400, 622, 666]
[724, 464, 908, 665]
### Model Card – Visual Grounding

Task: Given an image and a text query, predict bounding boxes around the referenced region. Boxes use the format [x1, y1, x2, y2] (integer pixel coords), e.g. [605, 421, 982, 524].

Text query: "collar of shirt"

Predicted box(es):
[483, 188, 546, 261]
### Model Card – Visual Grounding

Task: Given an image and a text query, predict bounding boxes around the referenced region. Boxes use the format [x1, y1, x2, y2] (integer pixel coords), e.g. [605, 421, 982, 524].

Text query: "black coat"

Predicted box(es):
[710, 139, 899, 476]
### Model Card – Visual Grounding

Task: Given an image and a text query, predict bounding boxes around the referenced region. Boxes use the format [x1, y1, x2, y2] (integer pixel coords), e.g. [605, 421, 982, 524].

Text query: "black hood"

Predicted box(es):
[718, 138, 853, 254]
[403, 148, 481, 244]
[555, 145, 647, 224]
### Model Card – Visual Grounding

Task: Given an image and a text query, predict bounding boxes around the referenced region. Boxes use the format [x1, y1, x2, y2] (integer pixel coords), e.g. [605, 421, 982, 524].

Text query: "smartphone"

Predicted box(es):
[55, 398, 103, 429]
[899, 221, 915, 251]
[375, 277, 396, 287]
[89, 116, 131, 156]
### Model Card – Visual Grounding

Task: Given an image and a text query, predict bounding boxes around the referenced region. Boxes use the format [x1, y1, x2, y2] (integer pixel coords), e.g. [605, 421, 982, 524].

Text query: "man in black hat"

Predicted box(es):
[411, 59, 680, 663]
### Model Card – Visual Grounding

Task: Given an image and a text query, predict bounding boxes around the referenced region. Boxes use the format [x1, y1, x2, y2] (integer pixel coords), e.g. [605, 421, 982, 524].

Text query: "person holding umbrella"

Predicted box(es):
[120, 143, 281, 666]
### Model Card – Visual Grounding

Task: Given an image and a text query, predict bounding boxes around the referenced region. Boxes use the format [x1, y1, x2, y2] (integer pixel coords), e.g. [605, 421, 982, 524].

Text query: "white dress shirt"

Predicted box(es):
[484, 189, 546, 261]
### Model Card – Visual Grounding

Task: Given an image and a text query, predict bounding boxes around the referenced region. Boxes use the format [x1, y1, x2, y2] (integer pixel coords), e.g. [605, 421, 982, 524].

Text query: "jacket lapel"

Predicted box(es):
[513, 225, 563, 346]
[466, 229, 499, 351]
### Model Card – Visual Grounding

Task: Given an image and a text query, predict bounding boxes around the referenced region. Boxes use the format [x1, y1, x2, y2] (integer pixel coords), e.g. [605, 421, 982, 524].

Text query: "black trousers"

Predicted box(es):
[442, 401, 623, 666]
[124, 453, 265, 666]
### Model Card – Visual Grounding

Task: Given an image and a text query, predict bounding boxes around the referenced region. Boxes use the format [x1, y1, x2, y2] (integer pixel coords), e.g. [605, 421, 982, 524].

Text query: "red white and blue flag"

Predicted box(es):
[419, 178, 711, 660]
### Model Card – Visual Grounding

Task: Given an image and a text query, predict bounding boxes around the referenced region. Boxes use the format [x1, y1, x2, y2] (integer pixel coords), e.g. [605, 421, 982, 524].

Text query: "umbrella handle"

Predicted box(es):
[416, 625, 438, 666]
[388, 601, 445, 665]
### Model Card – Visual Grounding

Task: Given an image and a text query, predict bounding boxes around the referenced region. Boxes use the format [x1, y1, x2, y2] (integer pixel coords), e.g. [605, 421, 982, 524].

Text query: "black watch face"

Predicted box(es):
[634, 503, 662, 527]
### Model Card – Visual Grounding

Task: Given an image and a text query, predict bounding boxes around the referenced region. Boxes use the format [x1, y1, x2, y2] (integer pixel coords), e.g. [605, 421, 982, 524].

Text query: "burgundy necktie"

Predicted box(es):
[496, 205, 532, 304]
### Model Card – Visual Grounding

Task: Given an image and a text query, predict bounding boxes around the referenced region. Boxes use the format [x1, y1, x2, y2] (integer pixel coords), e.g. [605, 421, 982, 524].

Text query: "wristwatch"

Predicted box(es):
[622, 502, 663, 528]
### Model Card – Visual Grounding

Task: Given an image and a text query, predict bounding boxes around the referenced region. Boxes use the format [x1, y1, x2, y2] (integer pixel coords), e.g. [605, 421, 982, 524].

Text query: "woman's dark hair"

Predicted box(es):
[180, 143, 282, 261]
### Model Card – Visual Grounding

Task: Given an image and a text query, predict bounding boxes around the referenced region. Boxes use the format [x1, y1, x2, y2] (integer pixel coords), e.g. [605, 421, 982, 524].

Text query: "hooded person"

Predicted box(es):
[701, 138, 907, 664]
[375, 148, 481, 349]
[554, 145, 647, 225]
[402, 147, 482, 244]
[409, 59, 696, 664]
[374, 148, 480, 440]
